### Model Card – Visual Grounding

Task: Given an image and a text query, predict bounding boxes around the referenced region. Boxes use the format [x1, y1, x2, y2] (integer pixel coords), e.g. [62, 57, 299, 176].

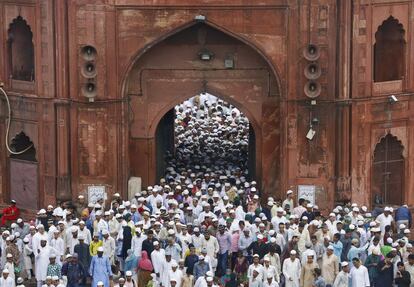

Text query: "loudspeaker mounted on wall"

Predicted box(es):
[80, 45, 97, 102]
[303, 44, 321, 99]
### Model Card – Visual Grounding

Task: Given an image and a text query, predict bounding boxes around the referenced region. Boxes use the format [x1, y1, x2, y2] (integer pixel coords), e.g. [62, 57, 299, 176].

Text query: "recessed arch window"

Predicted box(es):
[372, 134, 404, 205]
[374, 16, 406, 82]
[7, 16, 35, 81]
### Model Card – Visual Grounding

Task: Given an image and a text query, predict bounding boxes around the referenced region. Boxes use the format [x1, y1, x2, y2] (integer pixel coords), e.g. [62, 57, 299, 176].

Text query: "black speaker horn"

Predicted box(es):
[304, 63, 321, 80]
[303, 44, 320, 61]
[304, 81, 321, 98]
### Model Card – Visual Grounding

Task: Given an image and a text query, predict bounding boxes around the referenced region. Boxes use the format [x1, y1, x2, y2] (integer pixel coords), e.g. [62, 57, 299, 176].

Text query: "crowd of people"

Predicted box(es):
[0, 95, 413, 287]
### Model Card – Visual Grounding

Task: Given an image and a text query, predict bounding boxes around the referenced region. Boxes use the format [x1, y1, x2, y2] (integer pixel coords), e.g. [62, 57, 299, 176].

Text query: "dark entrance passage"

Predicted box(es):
[372, 134, 404, 205]
[155, 94, 255, 182]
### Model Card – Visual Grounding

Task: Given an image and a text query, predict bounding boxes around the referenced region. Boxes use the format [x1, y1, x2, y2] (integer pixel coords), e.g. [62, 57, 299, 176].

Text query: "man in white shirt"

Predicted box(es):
[282, 250, 301, 287]
[333, 261, 350, 287]
[376, 207, 394, 234]
[350, 257, 370, 287]
[0, 268, 14, 287]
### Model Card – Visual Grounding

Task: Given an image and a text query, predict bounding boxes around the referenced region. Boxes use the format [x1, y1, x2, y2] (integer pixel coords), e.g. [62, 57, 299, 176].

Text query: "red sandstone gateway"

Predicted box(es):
[0, 0, 412, 212]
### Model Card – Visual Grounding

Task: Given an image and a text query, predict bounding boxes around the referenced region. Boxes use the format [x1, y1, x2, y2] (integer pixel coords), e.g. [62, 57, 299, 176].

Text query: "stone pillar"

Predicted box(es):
[55, 0, 72, 202]
[335, 0, 352, 203]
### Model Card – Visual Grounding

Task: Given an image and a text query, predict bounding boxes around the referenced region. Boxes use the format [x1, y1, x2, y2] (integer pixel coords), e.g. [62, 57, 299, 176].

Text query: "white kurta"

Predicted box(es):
[161, 259, 177, 287]
[103, 237, 116, 263]
[167, 269, 183, 287]
[35, 245, 54, 281]
[332, 271, 349, 287]
[0, 276, 15, 287]
[350, 265, 370, 287]
[282, 258, 301, 287]
[151, 249, 166, 275]
[50, 237, 65, 264]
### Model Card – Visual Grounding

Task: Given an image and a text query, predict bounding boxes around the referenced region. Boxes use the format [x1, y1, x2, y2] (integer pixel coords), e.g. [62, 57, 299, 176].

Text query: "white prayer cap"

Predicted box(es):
[361, 206, 367, 212]
[399, 224, 406, 229]
[102, 229, 109, 235]
[49, 253, 57, 258]
[95, 203, 101, 208]
[257, 234, 264, 240]
[6, 253, 12, 258]
[71, 226, 78, 233]
[78, 195, 84, 199]
[11, 223, 17, 229]
[372, 248, 381, 255]
[306, 203, 313, 208]
[387, 238, 393, 244]
[352, 207, 360, 212]
[290, 250, 297, 255]
[384, 206, 391, 212]
[78, 235, 85, 240]
[126, 270, 132, 276]
[52, 275, 59, 281]
[114, 193, 120, 197]
[153, 241, 159, 246]
[206, 277, 213, 282]
[36, 224, 44, 229]
[104, 211, 110, 216]
[97, 282, 104, 286]
[95, 211, 102, 216]
[3, 268, 9, 273]
[97, 247, 104, 252]
[267, 274, 273, 279]
[327, 245, 334, 251]
[17, 277, 24, 284]
[287, 189, 293, 195]
[341, 262, 349, 267]
[88, 203, 95, 208]
[199, 255, 204, 260]
[66, 254, 72, 259]
[404, 229, 411, 234]
[38, 209, 46, 214]
[16, 218, 23, 223]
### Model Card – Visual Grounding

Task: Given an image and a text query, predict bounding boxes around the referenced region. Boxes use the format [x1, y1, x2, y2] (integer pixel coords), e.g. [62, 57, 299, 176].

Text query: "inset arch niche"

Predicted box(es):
[372, 134, 404, 205]
[7, 16, 35, 82]
[374, 16, 406, 83]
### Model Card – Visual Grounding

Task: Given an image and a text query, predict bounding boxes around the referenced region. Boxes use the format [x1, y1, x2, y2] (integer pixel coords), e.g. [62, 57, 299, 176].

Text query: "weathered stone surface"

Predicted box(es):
[0, 0, 413, 211]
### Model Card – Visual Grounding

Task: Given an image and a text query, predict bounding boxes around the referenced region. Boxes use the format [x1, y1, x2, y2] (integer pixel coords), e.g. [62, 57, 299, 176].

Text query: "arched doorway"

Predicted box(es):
[372, 134, 404, 205]
[155, 94, 255, 182]
[8, 132, 39, 209]
[126, 21, 281, 198]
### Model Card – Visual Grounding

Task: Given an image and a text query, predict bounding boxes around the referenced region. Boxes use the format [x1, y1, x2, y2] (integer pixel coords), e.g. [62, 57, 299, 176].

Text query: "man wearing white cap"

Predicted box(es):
[375, 207, 394, 234]
[90, 246, 112, 287]
[50, 229, 65, 264]
[321, 245, 339, 285]
[333, 262, 350, 287]
[283, 250, 301, 287]
[102, 229, 116, 264]
[78, 220, 92, 244]
[168, 261, 183, 287]
[35, 239, 55, 287]
[0, 268, 14, 287]
[282, 190, 294, 211]
[271, 207, 288, 233]
[4, 254, 15, 281]
[350, 257, 370, 287]
[151, 241, 165, 281]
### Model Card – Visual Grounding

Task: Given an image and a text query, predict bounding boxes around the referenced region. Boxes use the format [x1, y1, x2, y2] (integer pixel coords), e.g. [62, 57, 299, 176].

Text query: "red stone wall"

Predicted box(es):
[0, 0, 412, 212]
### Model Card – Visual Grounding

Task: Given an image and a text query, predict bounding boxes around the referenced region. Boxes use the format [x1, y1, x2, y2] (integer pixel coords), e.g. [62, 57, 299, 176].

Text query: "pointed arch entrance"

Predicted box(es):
[155, 94, 256, 182]
[126, 22, 281, 198]
[372, 134, 404, 205]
